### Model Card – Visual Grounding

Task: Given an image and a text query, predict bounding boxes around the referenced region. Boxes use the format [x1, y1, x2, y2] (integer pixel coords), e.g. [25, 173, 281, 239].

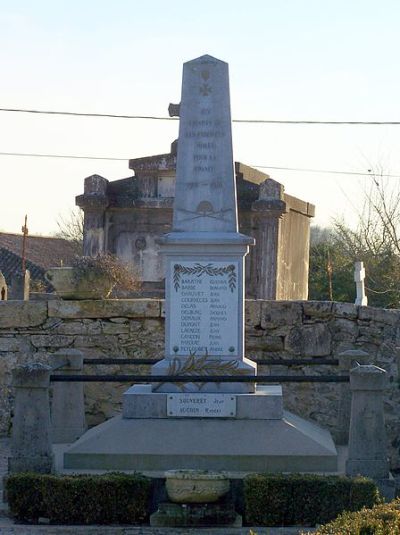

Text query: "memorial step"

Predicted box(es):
[63, 410, 337, 475]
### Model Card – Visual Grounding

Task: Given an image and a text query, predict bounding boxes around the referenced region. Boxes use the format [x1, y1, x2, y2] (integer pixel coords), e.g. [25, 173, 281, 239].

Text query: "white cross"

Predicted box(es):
[354, 261, 368, 306]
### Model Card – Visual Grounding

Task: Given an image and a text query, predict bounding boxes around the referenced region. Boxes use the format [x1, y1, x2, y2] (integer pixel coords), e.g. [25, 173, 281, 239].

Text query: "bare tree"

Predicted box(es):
[54, 208, 84, 254]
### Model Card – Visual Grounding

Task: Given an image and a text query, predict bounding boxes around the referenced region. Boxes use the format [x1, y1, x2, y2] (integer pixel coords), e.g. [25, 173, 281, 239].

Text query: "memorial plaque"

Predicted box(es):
[167, 393, 237, 418]
[169, 260, 239, 356]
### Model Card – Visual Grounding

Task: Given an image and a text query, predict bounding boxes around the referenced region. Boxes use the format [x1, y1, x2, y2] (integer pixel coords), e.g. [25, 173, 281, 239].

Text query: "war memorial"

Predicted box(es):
[1, 55, 396, 531]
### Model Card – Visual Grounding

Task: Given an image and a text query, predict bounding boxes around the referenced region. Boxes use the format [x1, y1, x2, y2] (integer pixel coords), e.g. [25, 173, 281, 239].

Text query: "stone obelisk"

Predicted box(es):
[153, 54, 256, 392]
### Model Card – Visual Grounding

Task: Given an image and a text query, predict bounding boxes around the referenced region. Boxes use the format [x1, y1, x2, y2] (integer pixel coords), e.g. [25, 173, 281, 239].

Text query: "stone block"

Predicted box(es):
[303, 301, 333, 318]
[346, 365, 389, 479]
[331, 318, 359, 340]
[245, 300, 262, 326]
[333, 302, 359, 319]
[359, 306, 400, 326]
[9, 362, 53, 474]
[30, 335, 73, 348]
[48, 298, 161, 319]
[260, 301, 302, 329]
[285, 324, 331, 356]
[0, 337, 28, 352]
[122, 385, 283, 420]
[0, 301, 47, 328]
[51, 349, 87, 443]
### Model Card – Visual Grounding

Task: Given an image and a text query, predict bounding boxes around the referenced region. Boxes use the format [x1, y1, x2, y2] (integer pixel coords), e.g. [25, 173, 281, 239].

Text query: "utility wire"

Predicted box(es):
[253, 165, 400, 178]
[0, 151, 126, 161]
[1, 150, 400, 178]
[1, 107, 400, 125]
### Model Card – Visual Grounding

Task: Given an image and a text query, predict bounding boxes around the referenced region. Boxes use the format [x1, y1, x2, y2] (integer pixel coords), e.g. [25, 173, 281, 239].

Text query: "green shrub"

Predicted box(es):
[244, 473, 380, 527]
[6, 472, 151, 524]
[313, 498, 400, 534]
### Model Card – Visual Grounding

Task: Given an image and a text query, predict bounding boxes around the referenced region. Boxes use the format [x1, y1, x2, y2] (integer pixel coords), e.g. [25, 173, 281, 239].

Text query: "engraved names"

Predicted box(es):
[167, 393, 237, 418]
[170, 261, 239, 356]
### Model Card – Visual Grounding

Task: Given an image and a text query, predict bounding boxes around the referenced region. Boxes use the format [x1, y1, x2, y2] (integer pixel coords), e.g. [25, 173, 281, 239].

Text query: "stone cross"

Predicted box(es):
[354, 261, 367, 306]
[154, 55, 256, 393]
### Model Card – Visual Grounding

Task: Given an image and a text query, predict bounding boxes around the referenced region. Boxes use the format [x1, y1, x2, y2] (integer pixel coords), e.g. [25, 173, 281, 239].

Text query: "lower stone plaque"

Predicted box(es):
[167, 393, 237, 418]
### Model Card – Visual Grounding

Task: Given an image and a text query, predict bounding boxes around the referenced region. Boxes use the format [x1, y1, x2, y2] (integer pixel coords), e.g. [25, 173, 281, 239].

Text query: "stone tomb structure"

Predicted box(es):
[65, 55, 336, 474]
[77, 143, 314, 301]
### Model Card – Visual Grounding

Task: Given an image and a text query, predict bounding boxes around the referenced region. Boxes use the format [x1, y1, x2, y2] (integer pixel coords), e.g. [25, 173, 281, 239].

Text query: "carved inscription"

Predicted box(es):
[169, 261, 239, 356]
[167, 393, 237, 418]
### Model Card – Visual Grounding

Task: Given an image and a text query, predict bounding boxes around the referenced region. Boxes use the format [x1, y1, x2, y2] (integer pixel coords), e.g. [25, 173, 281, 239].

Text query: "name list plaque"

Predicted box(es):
[167, 393, 237, 418]
[169, 260, 239, 356]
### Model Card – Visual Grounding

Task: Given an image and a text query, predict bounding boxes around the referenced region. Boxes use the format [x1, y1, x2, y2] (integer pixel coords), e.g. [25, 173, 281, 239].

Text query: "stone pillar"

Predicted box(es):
[76, 175, 109, 257]
[51, 349, 87, 443]
[346, 364, 389, 479]
[8, 269, 30, 300]
[336, 349, 370, 445]
[8, 362, 53, 473]
[0, 271, 7, 300]
[251, 179, 286, 299]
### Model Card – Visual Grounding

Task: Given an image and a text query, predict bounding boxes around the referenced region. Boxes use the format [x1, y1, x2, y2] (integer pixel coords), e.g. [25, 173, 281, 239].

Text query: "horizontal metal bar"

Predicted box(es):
[50, 374, 349, 383]
[83, 358, 339, 366]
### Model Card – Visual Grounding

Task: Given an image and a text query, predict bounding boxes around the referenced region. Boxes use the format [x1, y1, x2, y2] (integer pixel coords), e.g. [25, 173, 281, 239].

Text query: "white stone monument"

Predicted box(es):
[64, 55, 337, 475]
[152, 54, 256, 393]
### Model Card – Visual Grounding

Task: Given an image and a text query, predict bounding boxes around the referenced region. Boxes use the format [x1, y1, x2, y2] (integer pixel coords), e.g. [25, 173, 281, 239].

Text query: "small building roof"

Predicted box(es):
[0, 233, 78, 286]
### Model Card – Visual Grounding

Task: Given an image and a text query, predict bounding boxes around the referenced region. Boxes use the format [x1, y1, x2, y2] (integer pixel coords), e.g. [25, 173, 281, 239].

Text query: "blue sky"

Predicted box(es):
[1, 0, 400, 234]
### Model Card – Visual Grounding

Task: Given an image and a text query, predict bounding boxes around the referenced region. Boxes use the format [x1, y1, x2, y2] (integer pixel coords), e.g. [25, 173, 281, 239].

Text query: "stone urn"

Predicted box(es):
[45, 267, 114, 300]
[165, 470, 230, 503]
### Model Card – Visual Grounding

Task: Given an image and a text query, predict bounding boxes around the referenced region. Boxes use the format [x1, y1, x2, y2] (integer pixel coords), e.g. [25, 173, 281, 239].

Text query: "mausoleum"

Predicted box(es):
[77, 147, 315, 300]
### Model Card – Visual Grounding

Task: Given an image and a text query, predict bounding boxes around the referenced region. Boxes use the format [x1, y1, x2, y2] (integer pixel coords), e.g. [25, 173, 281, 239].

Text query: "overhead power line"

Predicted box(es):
[253, 165, 400, 178]
[1, 150, 400, 178]
[0, 151, 126, 161]
[1, 107, 400, 125]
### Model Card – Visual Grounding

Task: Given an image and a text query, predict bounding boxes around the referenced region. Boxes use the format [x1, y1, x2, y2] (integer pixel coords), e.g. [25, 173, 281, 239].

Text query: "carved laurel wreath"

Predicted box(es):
[173, 263, 236, 292]
[156, 351, 247, 392]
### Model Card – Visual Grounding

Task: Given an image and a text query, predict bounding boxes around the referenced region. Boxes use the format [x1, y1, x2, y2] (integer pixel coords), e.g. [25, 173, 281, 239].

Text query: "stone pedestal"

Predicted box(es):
[9, 269, 30, 301]
[51, 349, 87, 443]
[64, 385, 337, 474]
[9, 363, 53, 473]
[150, 502, 241, 528]
[346, 365, 389, 479]
[153, 233, 256, 393]
[336, 349, 370, 445]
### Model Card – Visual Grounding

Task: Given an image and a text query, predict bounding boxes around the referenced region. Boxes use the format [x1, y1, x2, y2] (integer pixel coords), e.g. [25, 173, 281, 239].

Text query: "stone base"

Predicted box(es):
[346, 458, 389, 479]
[52, 425, 87, 444]
[8, 454, 53, 474]
[63, 410, 337, 474]
[123, 385, 283, 419]
[150, 501, 241, 528]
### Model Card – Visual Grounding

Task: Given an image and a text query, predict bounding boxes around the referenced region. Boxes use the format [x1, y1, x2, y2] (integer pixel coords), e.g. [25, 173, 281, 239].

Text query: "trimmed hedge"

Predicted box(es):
[6, 472, 152, 524]
[314, 498, 400, 534]
[244, 474, 381, 526]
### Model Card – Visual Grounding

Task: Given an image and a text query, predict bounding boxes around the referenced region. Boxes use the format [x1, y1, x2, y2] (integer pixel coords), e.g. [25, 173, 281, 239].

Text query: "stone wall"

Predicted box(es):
[0, 299, 399, 468]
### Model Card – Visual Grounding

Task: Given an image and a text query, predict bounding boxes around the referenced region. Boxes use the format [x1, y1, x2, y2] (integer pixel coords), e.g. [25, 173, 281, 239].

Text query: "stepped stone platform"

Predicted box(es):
[63, 386, 337, 475]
